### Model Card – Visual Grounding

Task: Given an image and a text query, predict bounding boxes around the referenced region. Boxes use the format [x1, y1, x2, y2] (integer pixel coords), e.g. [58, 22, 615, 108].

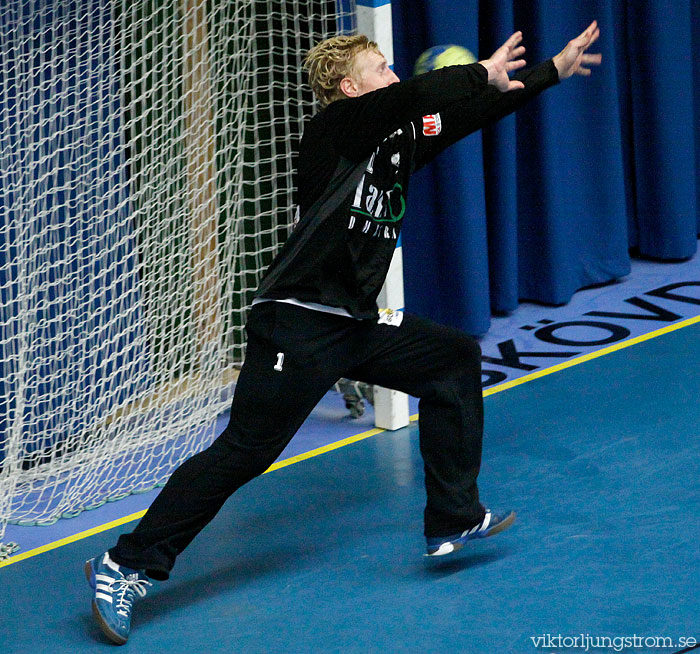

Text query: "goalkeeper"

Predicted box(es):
[85, 22, 601, 645]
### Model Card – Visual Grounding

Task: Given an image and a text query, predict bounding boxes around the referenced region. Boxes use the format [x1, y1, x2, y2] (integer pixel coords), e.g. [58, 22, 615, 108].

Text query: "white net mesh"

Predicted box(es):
[0, 0, 355, 545]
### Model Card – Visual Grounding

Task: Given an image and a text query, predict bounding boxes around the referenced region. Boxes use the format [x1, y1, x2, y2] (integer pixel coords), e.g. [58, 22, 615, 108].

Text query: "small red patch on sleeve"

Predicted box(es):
[422, 113, 442, 136]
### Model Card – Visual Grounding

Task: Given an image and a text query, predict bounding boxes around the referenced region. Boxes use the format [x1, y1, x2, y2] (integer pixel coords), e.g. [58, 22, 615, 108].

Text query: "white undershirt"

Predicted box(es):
[251, 297, 354, 318]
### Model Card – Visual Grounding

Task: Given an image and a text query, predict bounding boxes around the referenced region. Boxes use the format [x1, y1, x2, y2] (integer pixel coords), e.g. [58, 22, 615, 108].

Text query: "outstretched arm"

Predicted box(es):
[413, 21, 602, 171]
[327, 32, 530, 161]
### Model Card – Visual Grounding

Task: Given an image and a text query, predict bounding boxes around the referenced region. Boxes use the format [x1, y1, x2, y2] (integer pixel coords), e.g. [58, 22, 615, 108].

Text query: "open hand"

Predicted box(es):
[552, 20, 602, 79]
[478, 32, 527, 92]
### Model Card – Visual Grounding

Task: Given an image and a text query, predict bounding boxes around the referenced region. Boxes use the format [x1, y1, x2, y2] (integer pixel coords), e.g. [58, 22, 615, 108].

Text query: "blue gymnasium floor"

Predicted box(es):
[2, 306, 700, 652]
[2, 256, 700, 653]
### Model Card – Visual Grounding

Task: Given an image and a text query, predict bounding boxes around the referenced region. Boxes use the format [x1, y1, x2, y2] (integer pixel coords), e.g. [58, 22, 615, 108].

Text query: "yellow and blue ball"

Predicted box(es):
[414, 44, 477, 76]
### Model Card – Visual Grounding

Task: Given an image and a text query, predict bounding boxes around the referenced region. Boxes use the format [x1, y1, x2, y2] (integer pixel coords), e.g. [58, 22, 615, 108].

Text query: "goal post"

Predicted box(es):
[356, 0, 411, 431]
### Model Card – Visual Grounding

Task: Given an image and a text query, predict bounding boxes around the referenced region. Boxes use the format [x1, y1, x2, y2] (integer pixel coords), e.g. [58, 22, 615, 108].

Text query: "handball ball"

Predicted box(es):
[414, 44, 477, 76]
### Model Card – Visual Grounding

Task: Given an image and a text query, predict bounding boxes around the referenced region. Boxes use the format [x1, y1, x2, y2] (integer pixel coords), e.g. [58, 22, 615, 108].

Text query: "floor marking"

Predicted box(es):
[480, 314, 700, 399]
[3, 315, 700, 570]
[404, 313, 700, 422]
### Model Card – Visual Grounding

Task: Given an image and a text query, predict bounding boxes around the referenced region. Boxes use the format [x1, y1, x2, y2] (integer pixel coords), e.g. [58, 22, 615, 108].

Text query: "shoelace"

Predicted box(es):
[111, 576, 152, 618]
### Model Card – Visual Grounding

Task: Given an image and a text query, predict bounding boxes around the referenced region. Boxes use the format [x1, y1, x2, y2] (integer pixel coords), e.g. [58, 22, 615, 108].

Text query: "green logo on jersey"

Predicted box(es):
[374, 183, 405, 223]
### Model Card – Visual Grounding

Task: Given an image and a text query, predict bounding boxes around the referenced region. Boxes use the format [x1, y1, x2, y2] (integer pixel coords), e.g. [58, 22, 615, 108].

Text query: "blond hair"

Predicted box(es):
[303, 35, 380, 107]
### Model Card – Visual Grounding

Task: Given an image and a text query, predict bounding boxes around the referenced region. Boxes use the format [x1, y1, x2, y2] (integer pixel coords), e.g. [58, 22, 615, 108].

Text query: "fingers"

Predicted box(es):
[494, 31, 523, 60]
[579, 20, 598, 42]
[578, 21, 600, 50]
[570, 21, 599, 50]
[490, 31, 526, 75]
[504, 31, 523, 50]
[581, 53, 602, 66]
[505, 59, 526, 73]
[575, 53, 602, 76]
[587, 26, 601, 48]
[570, 20, 601, 76]
[576, 28, 602, 76]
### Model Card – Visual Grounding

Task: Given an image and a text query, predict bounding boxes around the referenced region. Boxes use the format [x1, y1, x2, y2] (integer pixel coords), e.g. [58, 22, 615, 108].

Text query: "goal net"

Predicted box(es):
[0, 0, 355, 547]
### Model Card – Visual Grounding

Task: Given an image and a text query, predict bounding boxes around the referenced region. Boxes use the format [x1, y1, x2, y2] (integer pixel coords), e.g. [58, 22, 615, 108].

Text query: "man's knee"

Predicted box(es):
[443, 332, 482, 382]
[208, 426, 283, 480]
[456, 334, 481, 363]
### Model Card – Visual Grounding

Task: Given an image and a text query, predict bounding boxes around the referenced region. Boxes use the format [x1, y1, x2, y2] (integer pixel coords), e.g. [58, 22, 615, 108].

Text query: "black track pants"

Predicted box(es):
[111, 302, 484, 579]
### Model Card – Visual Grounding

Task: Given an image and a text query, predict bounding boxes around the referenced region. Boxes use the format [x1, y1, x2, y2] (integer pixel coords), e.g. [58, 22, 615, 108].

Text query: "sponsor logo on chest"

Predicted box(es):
[348, 131, 407, 239]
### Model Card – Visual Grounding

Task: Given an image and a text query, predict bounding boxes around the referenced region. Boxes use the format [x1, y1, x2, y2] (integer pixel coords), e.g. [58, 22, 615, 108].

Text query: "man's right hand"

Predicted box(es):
[478, 31, 527, 92]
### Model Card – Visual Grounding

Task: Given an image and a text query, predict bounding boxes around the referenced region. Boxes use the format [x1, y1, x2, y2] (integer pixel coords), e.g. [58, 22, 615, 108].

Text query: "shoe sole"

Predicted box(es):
[481, 510, 516, 539]
[425, 511, 516, 557]
[85, 560, 128, 646]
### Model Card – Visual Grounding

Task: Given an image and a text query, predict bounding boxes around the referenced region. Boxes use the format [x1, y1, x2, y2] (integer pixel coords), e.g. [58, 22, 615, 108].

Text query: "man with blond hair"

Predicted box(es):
[85, 23, 601, 644]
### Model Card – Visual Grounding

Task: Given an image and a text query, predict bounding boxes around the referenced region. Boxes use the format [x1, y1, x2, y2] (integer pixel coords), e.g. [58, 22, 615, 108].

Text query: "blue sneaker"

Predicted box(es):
[425, 509, 516, 557]
[85, 553, 152, 645]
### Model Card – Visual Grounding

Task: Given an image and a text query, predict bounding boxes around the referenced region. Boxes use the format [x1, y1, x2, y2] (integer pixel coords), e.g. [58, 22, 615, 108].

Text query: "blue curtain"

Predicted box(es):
[392, 0, 700, 335]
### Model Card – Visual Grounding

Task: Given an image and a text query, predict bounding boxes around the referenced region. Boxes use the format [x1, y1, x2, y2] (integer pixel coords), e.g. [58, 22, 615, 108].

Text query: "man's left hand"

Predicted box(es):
[553, 20, 602, 80]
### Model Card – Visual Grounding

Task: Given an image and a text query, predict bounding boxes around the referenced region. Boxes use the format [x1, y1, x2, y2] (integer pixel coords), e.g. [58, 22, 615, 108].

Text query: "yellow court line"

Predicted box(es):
[0, 511, 148, 569]
[265, 427, 386, 473]
[0, 427, 386, 569]
[3, 313, 700, 569]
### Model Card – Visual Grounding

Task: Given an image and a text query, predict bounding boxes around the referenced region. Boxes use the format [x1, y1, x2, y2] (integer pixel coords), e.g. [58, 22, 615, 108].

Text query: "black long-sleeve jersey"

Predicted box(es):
[254, 59, 559, 319]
